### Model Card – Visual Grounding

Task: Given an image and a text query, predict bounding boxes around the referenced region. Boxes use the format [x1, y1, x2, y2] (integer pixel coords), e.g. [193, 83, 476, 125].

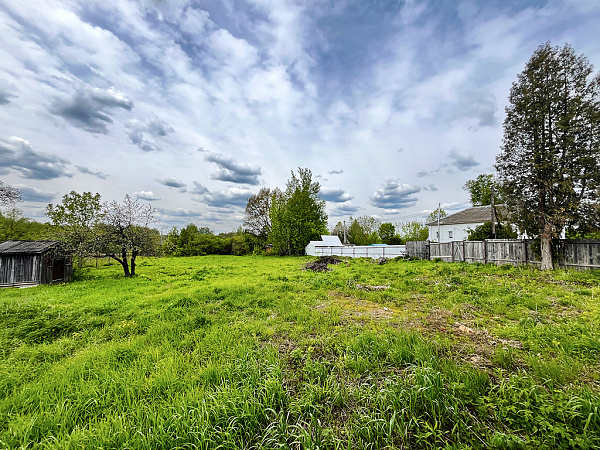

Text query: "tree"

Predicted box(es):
[463, 174, 504, 206]
[244, 187, 272, 239]
[0, 180, 21, 209]
[378, 222, 395, 243]
[426, 208, 446, 224]
[467, 222, 518, 241]
[398, 221, 429, 241]
[98, 195, 159, 276]
[496, 43, 600, 270]
[269, 168, 328, 255]
[46, 191, 104, 263]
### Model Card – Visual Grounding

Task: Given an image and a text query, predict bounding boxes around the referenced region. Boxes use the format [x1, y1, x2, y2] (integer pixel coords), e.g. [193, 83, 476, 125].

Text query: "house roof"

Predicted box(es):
[0, 240, 60, 254]
[426, 205, 506, 226]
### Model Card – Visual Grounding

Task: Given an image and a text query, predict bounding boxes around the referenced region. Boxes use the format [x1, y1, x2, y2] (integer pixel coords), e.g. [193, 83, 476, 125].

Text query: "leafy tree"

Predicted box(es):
[463, 174, 504, 206]
[398, 221, 429, 241]
[467, 222, 518, 241]
[331, 222, 346, 242]
[269, 168, 328, 255]
[426, 208, 447, 224]
[46, 191, 104, 263]
[244, 187, 272, 239]
[0, 180, 21, 209]
[98, 195, 159, 276]
[378, 222, 395, 244]
[496, 43, 600, 269]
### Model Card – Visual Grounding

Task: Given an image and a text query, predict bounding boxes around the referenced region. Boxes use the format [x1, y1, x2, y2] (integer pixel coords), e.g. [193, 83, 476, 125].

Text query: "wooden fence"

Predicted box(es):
[406, 239, 600, 270]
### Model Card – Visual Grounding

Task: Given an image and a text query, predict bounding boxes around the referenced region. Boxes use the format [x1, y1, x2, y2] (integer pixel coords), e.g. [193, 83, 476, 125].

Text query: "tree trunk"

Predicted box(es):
[121, 247, 130, 277]
[131, 250, 138, 277]
[540, 223, 554, 270]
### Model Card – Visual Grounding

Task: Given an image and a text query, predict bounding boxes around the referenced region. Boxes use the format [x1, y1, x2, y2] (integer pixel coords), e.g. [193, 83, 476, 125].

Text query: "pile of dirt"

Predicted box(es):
[304, 256, 342, 272]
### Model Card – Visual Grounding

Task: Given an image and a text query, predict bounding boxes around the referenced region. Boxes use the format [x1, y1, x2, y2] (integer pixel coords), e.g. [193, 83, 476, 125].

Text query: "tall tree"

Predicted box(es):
[496, 43, 600, 269]
[244, 187, 272, 238]
[0, 180, 21, 209]
[98, 195, 159, 276]
[46, 191, 104, 263]
[378, 222, 395, 244]
[269, 168, 327, 255]
[398, 220, 429, 242]
[463, 174, 504, 206]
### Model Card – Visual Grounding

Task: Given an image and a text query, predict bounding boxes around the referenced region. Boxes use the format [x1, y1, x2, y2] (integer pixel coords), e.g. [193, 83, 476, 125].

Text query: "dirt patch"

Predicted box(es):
[304, 256, 342, 272]
[318, 292, 397, 321]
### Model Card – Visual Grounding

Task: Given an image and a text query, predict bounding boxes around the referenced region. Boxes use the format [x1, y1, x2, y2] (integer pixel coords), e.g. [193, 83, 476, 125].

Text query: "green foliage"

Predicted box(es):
[496, 43, 600, 269]
[270, 168, 328, 255]
[0, 209, 49, 241]
[399, 220, 429, 241]
[463, 174, 504, 206]
[468, 221, 518, 241]
[378, 222, 395, 243]
[426, 208, 447, 224]
[46, 191, 104, 262]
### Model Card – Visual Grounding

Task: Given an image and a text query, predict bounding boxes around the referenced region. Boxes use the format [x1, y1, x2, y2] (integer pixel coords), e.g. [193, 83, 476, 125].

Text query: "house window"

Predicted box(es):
[448, 231, 453, 239]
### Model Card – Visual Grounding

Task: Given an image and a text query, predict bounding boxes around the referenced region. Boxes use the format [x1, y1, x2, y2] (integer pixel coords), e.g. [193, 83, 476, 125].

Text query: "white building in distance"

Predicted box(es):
[427, 205, 498, 243]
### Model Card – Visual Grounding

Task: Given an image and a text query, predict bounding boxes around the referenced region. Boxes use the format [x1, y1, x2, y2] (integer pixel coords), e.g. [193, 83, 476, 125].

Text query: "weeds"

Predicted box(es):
[0, 256, 599, 448]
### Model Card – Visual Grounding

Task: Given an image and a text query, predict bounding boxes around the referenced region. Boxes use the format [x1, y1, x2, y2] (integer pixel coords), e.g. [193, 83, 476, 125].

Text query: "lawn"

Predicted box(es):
[1, 255, 599, 449]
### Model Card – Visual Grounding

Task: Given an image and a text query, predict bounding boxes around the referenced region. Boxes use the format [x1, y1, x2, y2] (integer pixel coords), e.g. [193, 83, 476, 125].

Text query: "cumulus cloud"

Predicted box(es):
[370, 180, 420, 210]
[16, 185, 57, 203]
[125, 116, 174, 152]
[422, 184, 438, 192]
[329, 201, 361, 216]
[0, 136, 72, 180]
[133, 191, 160, 201]
[76, 165, 108, 179]
[191, 182, 210, 195]
[328, 169, 343, 175]
[204, 152, 262, 185]
[320, 187, 354, 203]
[448, 149, 479, 171]
[156, 177, 187, 190]
[192, 182, 252, 208]
[50, 87, 133, 134]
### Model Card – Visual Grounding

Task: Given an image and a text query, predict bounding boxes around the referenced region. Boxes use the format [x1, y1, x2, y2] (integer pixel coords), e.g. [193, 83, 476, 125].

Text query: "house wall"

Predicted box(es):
[428, 222, 483, 243]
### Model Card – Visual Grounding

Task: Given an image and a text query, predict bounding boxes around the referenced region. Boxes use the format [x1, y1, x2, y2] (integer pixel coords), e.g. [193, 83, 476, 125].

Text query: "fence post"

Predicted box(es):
[524, 240, 528, 265]
[484, 240, 487, 264]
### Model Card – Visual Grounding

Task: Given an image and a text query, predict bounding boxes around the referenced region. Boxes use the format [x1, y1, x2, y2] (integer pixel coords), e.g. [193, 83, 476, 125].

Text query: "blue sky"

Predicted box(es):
[1, 0, 599, 232]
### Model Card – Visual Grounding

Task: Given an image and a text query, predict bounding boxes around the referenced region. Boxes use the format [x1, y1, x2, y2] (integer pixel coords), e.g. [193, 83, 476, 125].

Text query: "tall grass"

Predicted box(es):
[1, 256, 599, 448]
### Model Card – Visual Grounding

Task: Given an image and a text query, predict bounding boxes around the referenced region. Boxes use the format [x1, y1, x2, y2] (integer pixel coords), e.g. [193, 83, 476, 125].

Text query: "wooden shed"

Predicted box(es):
[0, 240, 73, 287]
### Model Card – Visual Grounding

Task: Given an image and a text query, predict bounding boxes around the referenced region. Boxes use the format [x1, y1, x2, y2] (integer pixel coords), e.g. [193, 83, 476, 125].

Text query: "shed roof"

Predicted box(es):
[426, 205, 506, 226]
[0, 240, 60, 254]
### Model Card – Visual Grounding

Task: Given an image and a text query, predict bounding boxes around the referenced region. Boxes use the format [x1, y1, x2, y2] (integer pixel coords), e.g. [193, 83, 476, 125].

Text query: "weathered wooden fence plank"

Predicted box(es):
[407, 239, 597, 270]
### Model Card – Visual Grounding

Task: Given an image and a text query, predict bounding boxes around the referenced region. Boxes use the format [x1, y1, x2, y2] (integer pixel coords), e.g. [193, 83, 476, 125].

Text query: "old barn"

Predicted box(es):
[0, 241, 72, 287]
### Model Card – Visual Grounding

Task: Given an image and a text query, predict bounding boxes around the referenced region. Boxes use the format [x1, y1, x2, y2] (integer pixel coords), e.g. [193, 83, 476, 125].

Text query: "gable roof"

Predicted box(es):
[0, 240, 60, 254]
[426, 205, 506, 226]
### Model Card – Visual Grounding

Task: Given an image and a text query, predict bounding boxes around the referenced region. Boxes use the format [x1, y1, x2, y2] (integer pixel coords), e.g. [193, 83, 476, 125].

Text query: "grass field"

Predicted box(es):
[1, 255, 600, 449]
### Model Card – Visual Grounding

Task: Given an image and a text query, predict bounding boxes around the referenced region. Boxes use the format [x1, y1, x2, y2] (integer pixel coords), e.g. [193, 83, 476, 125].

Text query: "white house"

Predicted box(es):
[427, 205, 498, 243]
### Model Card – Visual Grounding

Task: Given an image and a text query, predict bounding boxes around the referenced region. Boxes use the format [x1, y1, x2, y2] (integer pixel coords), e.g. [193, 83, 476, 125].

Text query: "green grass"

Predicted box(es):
[1, 255, 600, 449]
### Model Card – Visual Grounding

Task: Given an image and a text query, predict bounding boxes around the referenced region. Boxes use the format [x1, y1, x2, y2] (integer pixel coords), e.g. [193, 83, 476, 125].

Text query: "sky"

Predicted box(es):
[1, 0, 599, 233]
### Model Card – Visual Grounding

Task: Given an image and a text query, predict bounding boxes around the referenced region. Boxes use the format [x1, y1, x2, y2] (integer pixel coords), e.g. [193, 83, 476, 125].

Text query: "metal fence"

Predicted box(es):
[312, 245, 406, 259]
[406, 239, 600, 270]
